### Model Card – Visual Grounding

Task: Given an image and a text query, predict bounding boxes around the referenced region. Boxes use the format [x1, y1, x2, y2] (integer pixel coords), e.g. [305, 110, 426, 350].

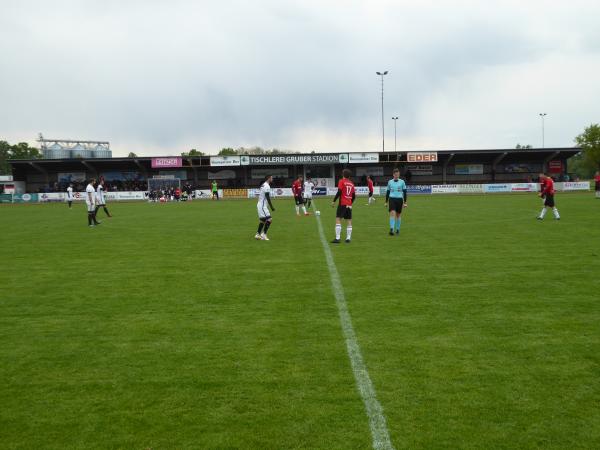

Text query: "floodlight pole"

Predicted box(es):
[376, 71, 388, 152]
[392, 116, 398, 152]
[539, 113, 547, 148]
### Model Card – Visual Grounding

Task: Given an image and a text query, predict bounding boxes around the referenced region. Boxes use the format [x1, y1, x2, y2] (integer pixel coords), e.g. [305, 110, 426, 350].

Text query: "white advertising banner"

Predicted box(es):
[247, 187, 294, 198]
[432, 185, 459, 194]
[40, 191, 147, 202]
[210, 156, 241, 166]
[457, 184, 484, 193]
[484, 184, 511, 193]
[510, 183, 538, 192]
[560, 181, 590, 191]
[348, 153, 379, 164]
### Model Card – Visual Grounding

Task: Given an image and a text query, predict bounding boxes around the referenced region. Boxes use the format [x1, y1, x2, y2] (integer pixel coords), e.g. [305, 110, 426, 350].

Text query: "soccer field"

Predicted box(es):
[1, 193, 599, 449]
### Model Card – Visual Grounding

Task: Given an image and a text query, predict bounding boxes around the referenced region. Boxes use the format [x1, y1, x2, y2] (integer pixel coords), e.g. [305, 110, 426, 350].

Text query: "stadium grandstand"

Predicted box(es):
[7, 147, 581, 194]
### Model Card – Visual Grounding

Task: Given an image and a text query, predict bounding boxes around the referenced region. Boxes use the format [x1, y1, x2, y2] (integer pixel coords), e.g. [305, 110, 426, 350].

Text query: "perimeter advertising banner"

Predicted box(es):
[561, 181, 590, 191]
[348, 153, 379, 164]
[151, 157, 182, 168]
[432, 185, 459, 194]
[484, 184, 511, 193]
[12, 193, 39, 203]
[407, 185, 433, 194]
[510, 183, 538, 192]
[210, 156, 241, 167]
[457, 184, 484, 193]
[241, 154, 348, 165]
[407, 152, 438, 163]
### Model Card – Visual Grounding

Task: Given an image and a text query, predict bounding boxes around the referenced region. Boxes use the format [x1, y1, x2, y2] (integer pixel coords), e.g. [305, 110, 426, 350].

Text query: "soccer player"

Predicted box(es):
[292, 176, 307, 215]
[66, 183, 74, 209]
[537, 173, 560, 220]
[211, 180, 219, 200]
[303, 175, 315, 211]
[366, 175, 375, 205]
[95, 179, 112, 218]
[595, 170, 600, 199]
[385, 168, 407, 235]
[331, 169, 355, 243]
[85, 178, 100, 227]
[255, 175, 276, 241]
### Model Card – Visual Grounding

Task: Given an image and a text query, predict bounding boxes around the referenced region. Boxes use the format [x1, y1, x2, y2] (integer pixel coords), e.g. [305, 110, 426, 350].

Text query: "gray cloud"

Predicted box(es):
[1, 0, 599, 155]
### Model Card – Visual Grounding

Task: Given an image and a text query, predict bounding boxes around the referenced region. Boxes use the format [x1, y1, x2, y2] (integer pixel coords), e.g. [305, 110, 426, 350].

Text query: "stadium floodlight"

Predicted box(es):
[539, 113, 547, 148]
[376, 71, 389, 152]
[392, 117, 399, 152]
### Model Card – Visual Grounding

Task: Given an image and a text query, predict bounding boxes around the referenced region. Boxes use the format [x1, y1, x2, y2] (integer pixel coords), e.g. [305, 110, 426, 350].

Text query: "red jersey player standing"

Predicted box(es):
[537, 173, 560, 220]
[366, 175, 375, 205]
[292, 176, 308, 216]
[331, 169, 355, 243]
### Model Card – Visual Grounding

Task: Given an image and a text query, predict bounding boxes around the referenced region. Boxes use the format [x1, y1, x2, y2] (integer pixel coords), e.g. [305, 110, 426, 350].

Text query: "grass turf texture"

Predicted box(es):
[0, 193, 599, 449]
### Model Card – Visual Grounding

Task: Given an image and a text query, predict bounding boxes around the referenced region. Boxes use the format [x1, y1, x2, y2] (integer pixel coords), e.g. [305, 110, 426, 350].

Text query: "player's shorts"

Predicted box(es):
[544, 194, 555, 207]
[86, 202, 95, 212]
[257, 203, 271, 220]
[389, 198, 404, 213]
[368, 190, 374, 197]
[336, 204, 352, 220]
[294, 195, 304, 205]
[303, 193, 313, 200]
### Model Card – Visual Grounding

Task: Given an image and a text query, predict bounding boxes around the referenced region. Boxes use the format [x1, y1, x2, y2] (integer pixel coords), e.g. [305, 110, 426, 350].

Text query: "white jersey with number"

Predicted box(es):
[85, 184, 95, 208]
[96, 184, 105, 205]
[303, 181, 315, 199]
[66, 186, 73, 200]
[257, 181, 271, 218]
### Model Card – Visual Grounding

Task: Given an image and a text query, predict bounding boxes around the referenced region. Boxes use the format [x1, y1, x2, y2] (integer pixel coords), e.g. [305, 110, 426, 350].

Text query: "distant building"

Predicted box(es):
[37, 135, 112, 159]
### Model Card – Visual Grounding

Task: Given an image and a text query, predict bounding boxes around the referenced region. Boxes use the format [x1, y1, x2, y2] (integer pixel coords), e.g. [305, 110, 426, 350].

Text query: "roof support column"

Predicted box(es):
[443, 153, 454, 184]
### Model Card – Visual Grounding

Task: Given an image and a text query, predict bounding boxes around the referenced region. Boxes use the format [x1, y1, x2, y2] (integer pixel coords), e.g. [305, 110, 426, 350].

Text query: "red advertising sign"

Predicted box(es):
[151, 157, 182, 168]
[407, 152, 438, 163]
[548, 160, 563, 173]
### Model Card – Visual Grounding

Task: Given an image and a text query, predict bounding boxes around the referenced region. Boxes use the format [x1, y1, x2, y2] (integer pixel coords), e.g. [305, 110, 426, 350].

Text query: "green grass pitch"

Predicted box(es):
[1, 193, 599, 449]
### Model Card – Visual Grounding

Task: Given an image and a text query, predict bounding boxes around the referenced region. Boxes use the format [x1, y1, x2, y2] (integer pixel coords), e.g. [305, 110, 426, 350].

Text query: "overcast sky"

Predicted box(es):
[1, 0, 599, 156]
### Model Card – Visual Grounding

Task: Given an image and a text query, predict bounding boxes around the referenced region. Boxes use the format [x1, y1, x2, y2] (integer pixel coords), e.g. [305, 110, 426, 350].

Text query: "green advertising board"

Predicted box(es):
[0, 194, 12, 203]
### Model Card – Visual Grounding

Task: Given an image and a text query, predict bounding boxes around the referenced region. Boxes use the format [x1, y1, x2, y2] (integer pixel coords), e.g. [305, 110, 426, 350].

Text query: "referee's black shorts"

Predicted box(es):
[388, 198, 404, 213]
[544, 194, 555, 207]
[336, 205, 352, 220]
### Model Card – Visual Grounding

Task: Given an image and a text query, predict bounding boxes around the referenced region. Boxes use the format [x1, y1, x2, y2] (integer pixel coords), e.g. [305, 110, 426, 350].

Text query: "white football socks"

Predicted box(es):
[539, 208, 547, 219]
[346, 226, 352, 240]
[553, 207, 560, 219]
[335, 224, 342, 240]
[302, 206, 307, 214]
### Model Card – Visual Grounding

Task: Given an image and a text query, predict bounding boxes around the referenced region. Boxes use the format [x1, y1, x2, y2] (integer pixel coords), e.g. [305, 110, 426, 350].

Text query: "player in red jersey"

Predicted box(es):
[594, 170, 600, 199]
[366, 175, 376, 205]
[292, 176, 307, 216]
[331, 169, 355, 243]
[537, 173, 560, 220]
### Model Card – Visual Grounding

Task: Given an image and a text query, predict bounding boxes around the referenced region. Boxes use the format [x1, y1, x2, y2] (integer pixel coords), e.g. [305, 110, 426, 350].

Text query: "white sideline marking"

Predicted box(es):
[312, 201, 395, 450]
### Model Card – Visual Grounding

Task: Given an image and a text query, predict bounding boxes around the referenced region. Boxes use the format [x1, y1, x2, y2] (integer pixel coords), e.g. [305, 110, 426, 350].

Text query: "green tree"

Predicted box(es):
[181, 149, 205, 156]
[218, 147, 237, 156]
[575, 124, 600, 173]
[515, 144, 532, 149]
[10, 142, 41, 159]
[127, 152, 138, 158]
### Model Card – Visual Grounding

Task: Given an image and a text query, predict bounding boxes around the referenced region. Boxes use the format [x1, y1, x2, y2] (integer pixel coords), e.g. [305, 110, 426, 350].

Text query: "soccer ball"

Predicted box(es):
[315, 211, 321, 216]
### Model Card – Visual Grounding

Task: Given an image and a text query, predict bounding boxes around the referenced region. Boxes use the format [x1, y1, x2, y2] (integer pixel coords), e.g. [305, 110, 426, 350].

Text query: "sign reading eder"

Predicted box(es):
[241, 154, 348, 165]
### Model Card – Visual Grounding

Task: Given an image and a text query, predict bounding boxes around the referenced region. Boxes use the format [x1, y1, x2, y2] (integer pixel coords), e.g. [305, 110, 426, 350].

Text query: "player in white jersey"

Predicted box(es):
[255, 175, 276, 240]
[85, 179, 100, 227]
[95, 180, 112, 218]
[66, 184, 74, 209]
[303, 176, 315, 211]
